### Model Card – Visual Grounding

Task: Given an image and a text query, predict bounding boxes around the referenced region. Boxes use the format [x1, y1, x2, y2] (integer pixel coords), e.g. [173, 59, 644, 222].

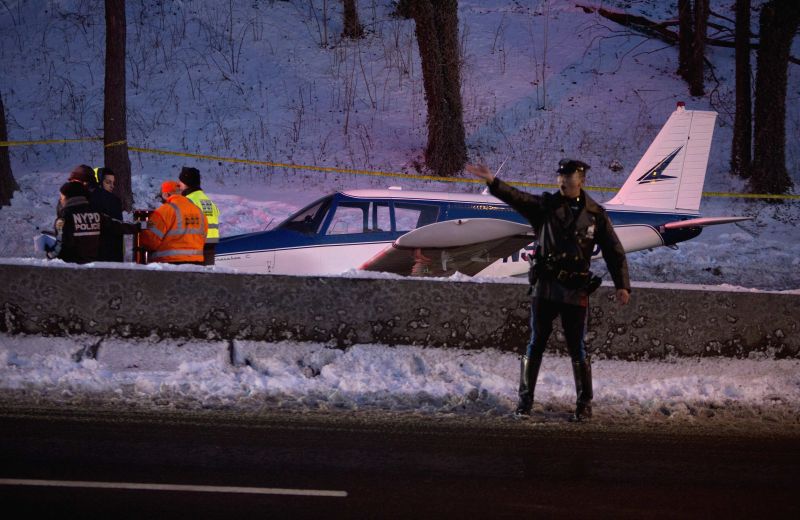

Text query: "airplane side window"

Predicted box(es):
[393, 203, 440, 231]
[326, 203, 369, 235]
[370, 202, 391, 232]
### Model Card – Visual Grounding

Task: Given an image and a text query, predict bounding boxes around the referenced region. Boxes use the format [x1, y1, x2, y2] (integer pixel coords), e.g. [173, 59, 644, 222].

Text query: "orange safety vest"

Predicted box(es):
[139, 194, 207, 264]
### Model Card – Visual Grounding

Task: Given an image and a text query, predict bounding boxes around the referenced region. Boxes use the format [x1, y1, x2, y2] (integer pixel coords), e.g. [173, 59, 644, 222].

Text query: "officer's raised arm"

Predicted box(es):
[465, 163, 495, 183]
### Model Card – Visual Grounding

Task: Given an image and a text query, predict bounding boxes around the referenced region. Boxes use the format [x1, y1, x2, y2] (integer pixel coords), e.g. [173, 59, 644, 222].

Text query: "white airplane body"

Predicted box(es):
[216, 104, 750, 278]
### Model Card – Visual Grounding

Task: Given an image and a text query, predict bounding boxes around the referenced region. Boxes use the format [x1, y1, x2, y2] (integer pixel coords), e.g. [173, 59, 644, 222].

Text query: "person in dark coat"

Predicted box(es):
[467, 159, 630, 422]
[177, 166, 220, 266]
[47, 182, 136, 264]
[91, 167, 125, 261]
[55, 164, 97, 218]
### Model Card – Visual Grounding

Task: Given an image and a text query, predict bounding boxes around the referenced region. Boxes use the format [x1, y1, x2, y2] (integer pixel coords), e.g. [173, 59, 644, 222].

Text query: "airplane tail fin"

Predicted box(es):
[606, 103, 717, 213]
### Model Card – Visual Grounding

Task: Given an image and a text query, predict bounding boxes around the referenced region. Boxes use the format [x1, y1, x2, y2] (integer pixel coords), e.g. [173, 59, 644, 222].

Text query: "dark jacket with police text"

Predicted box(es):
[489, 178, 630, 306]
[53, 196, 134, 264]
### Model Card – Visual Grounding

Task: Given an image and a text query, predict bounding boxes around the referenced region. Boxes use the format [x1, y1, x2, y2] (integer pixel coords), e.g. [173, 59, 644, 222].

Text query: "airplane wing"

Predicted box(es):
[662, 216, 752, 230]
[360, 218, 534, 277]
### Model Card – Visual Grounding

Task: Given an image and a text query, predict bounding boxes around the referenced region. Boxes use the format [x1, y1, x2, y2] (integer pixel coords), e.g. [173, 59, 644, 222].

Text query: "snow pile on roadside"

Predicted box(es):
[2, 333, 798, 429]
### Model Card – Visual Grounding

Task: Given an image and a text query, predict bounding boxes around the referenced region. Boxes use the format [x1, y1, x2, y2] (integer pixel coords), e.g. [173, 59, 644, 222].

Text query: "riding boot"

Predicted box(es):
[570, 356, 593, 422]
[514, 354, 543, 417]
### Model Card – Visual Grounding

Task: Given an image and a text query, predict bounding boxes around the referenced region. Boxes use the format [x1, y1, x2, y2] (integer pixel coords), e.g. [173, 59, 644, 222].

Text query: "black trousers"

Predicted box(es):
[525, 297, 588, 362]
[203, 244, 216, 266]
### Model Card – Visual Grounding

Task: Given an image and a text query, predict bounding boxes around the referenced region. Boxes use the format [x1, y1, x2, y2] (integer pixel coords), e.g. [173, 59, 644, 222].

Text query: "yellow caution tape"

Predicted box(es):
[128, 145, 800, 200]
[2, 138, 798, 200]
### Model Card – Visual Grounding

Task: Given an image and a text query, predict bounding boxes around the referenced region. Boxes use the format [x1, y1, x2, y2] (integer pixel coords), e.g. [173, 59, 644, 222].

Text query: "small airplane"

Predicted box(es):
[216, 103, 750, 278]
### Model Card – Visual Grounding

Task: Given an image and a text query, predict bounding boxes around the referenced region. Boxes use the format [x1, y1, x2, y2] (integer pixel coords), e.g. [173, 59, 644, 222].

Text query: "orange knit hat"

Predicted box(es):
[161, 180, 179, 195]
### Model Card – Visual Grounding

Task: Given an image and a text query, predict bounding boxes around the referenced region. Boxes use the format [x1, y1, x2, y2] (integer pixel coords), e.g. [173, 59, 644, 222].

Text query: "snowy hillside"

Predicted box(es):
[1, 0, 798, 289]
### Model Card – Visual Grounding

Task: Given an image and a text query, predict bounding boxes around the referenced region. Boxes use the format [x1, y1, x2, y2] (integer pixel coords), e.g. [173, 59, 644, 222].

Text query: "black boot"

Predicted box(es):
[514, 354, 542, 417]
[569, 356, 593, 422]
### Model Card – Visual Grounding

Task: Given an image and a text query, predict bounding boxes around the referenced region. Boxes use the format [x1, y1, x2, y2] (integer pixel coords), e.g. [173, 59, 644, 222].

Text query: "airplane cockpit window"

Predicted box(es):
[394, 203, 440, 231]
[279, 196, 332, 234]
[326, 201, 391, 235]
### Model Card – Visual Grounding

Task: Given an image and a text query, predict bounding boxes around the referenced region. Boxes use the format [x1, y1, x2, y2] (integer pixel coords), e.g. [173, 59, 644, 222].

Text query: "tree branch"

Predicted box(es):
[578, 5, 800, 65]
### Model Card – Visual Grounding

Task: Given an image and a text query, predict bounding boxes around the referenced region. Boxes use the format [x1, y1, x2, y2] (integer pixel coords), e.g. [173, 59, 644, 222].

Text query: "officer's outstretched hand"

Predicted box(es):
[465, 163, 494, 182]
[616, 288, 630, 306]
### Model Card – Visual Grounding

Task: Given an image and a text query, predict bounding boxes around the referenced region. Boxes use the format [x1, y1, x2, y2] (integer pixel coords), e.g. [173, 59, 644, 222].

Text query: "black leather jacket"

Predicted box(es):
[489, 178, 630, 306]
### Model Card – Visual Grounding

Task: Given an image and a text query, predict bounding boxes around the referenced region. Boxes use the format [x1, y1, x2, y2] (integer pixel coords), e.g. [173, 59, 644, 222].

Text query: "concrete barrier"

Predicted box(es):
[1, 263, 797, 359]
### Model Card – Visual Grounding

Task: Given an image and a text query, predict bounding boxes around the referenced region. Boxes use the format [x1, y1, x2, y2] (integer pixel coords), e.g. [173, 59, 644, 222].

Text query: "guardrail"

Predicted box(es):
[1, 263, 797, 359]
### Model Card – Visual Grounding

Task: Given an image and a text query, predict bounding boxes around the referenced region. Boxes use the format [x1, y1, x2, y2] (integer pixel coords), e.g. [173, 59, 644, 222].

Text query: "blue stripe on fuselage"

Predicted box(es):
[218, 196, 703, 256]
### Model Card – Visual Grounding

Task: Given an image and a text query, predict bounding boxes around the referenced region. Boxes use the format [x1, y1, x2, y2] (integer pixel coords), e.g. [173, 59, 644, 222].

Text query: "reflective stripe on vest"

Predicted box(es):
[151, 249, 205, 259]
[147, 222, 165, 239]
[165, 227, 206, 237]
[186, 190, 220, 240]
[168, 202, 183, 231]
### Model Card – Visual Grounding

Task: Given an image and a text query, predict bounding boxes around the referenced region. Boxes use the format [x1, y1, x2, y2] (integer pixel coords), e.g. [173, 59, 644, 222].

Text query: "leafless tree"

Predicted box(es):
[104, 0, 133, 210]
[689, 0, 709, 96]
[730, 0, 751, 178]
[677, 0, 693, 80]
[750, 0, 800, 194]
[0, 90, 19, 208]
[409, 0, 466, 177]
[342, 0, 364, 39]
[676, 0, 708, 95]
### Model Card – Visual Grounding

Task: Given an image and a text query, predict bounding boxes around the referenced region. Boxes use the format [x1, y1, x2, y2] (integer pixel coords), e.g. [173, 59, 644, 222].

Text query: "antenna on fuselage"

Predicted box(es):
[481, 157, 509, 195]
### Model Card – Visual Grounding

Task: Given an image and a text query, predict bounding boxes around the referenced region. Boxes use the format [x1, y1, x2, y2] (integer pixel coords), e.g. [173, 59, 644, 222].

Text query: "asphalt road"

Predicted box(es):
[0, 404, 798, 519]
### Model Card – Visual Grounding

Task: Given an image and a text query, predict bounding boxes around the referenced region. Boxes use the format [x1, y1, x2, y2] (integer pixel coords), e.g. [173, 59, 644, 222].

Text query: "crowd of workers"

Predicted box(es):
[44, 165, 220, 266]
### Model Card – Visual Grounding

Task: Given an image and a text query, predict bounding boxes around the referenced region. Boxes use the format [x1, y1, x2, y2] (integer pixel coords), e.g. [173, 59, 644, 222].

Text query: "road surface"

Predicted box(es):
[0, 403, 797, 518]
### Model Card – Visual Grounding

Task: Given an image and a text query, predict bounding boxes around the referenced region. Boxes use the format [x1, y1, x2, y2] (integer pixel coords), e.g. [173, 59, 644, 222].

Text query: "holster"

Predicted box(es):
[586, 275, 602, 295]
[526, 255, 539, 295]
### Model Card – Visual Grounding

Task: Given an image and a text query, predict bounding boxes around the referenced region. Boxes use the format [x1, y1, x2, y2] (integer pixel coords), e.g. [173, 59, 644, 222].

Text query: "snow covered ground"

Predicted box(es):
[1, 1, 798, 425]
[2, 333, 798, 433]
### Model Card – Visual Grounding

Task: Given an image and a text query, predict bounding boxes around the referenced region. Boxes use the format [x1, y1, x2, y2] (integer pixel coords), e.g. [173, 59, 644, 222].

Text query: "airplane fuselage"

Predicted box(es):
[215, 189, 702, 277]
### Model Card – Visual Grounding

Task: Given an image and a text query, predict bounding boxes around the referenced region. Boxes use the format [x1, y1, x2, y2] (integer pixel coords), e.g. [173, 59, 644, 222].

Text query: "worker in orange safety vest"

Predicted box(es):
[139, 181, 208, 265]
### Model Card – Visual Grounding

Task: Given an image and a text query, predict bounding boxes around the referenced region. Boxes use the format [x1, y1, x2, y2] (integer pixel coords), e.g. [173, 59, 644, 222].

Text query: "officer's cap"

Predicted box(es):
[557, 159, 590, 176]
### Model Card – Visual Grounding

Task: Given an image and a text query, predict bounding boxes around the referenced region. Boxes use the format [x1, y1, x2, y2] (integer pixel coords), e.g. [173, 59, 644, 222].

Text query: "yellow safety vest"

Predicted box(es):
[186, 190, 220, 243]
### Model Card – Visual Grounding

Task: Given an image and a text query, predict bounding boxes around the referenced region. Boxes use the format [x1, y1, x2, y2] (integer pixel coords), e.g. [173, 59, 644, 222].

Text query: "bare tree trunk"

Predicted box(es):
[731, 0, 752, 178]
[392, 0, 413, 19]
[750, 0, 800, 194]
[410, 0, 466, 177]
[677, 0, 693, 80]
[104, 0, 133, 210]
[0, 90, 19, 208]
[689, 0, 708, 96]
[342, 0, 364, 39]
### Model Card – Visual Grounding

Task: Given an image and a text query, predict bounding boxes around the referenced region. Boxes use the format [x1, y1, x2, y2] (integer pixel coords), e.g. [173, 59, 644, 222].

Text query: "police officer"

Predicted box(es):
[91, 166, 125, 261]
[177, 166, 220, 265]
[467, 160, 630, 422]
[47, 181, 137, 264]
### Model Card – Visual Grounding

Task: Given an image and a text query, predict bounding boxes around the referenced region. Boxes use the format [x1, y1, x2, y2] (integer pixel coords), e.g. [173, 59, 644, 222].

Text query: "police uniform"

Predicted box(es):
[488, 160, 630, 421]
[49, 183, 136, 264]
